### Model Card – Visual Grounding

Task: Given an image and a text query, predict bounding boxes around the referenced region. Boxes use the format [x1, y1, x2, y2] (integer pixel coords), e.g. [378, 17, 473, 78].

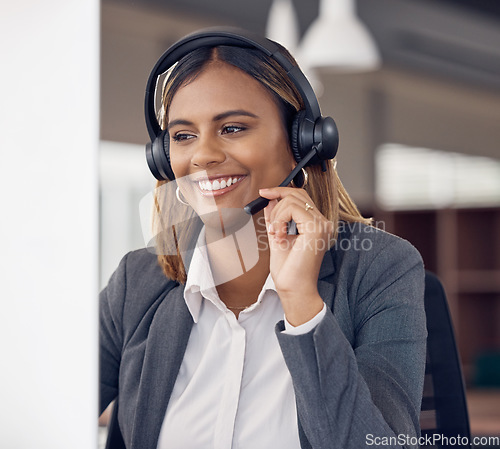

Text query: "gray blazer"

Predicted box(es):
[100, 222, 427, 449]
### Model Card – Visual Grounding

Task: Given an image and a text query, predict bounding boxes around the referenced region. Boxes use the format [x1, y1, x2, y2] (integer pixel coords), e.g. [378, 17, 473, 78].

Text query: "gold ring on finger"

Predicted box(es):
[305, 202, 314, 212]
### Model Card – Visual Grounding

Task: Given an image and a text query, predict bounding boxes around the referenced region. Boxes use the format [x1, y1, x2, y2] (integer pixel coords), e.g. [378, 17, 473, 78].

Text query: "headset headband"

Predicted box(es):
[144, 27, 322, 141]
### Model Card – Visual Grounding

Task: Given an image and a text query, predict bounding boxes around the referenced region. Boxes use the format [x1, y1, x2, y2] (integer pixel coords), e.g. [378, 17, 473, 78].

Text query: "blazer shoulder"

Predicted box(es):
[123, 248, 170, 285]
[100, 248, 179, 340]
[328, 221, 424, 299]
[334, 221, 423, 266]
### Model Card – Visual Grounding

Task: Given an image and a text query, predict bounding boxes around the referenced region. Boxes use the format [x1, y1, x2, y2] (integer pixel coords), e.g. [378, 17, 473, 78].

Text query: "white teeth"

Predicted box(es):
[198, 177, 242, 191]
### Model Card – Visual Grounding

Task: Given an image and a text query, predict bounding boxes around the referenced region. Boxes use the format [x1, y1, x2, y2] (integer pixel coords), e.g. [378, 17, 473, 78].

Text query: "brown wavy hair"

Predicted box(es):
[152, 44, 371, 283]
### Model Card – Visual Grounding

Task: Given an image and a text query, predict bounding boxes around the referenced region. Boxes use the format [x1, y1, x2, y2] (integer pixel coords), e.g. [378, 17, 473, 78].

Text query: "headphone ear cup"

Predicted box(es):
[290, 110, 306, 163]
[314, 116, 339, 161]
[145, 129, 175, 180]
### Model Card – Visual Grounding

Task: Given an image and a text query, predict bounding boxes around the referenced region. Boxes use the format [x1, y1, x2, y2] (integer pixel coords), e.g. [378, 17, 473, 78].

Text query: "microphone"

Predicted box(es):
[243, 147, 318, 215]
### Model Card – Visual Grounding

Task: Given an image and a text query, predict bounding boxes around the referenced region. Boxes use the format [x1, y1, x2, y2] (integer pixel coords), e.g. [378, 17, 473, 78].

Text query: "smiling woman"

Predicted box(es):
[168, 60, 294, 225]
[99, 28, 427, 449]
[155, 42, 366, 285]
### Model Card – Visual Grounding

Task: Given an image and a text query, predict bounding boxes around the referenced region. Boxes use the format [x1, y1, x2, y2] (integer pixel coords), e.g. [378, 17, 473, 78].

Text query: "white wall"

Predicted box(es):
[0, 1, 99, 448]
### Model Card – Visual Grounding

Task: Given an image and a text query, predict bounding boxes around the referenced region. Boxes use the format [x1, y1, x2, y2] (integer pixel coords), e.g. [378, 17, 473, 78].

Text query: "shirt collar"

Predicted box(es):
[183, 227, 277, 323]
[184, 228, 217, 323]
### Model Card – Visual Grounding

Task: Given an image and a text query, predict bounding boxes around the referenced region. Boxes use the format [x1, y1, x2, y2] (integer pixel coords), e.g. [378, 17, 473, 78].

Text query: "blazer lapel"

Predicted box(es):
[130, 283, 193, 449]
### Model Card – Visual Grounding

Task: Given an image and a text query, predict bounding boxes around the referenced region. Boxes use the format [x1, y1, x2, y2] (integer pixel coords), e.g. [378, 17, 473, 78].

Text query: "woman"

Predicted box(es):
[100, 29, 427, 449]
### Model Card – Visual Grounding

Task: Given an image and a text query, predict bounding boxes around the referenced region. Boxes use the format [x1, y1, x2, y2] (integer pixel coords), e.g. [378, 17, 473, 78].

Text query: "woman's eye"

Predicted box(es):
[221, 125, 245, 135]
[172, 133, 195, 143]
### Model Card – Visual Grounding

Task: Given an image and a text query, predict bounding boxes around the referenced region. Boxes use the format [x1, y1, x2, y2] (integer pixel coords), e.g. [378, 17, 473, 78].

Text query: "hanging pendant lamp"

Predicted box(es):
[297, 0, 380, 72]
[266, 0, 300, 53]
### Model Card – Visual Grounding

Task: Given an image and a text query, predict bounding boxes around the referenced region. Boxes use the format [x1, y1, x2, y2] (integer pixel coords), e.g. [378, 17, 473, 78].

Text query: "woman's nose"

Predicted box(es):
[191, 136, 226, 168]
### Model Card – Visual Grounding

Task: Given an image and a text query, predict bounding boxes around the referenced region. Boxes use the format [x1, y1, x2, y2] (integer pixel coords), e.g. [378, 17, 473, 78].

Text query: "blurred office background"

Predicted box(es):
[99, 0, 500, 445]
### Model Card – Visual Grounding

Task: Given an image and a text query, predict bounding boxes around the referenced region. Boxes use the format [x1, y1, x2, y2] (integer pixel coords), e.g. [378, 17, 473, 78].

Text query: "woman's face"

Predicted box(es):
[167, 61, 295, 221]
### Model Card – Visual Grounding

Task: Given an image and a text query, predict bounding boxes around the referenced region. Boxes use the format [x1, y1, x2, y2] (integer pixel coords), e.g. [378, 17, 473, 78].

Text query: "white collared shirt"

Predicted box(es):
[156, 229, 326, 449]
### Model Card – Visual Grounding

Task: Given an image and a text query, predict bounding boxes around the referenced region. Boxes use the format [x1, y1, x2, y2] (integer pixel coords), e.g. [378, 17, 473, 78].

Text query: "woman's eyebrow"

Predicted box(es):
[167, 119, 193, 132]
[213, 110, 259, 121]
[167, 110, 259, 131]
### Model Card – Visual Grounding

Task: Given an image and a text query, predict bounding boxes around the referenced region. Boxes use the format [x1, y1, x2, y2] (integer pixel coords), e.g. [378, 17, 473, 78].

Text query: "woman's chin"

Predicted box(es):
[198, 206, 252, 237]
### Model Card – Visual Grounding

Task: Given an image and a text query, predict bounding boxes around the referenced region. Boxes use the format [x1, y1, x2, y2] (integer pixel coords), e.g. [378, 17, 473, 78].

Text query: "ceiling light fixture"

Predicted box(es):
[265, 0, 300, 53]
[297, 0, 381, 72]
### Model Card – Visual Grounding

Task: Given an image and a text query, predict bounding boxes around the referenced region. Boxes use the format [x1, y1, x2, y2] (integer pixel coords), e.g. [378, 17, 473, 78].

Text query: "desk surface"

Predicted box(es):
[467, 389, 500, 437]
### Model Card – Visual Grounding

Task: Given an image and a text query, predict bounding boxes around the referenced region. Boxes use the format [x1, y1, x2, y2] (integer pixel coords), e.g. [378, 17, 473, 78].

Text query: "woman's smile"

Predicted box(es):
[192, 174, 247, 197]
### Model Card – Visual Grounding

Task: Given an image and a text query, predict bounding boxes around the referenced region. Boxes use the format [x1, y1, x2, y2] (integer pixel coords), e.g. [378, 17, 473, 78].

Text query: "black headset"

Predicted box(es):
[144, 27, 339, 214]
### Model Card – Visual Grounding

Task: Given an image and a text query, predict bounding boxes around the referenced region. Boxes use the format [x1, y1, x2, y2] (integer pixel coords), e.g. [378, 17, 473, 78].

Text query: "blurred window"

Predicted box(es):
[376, 143, 500, 210]
[99, 141, 155, 288]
